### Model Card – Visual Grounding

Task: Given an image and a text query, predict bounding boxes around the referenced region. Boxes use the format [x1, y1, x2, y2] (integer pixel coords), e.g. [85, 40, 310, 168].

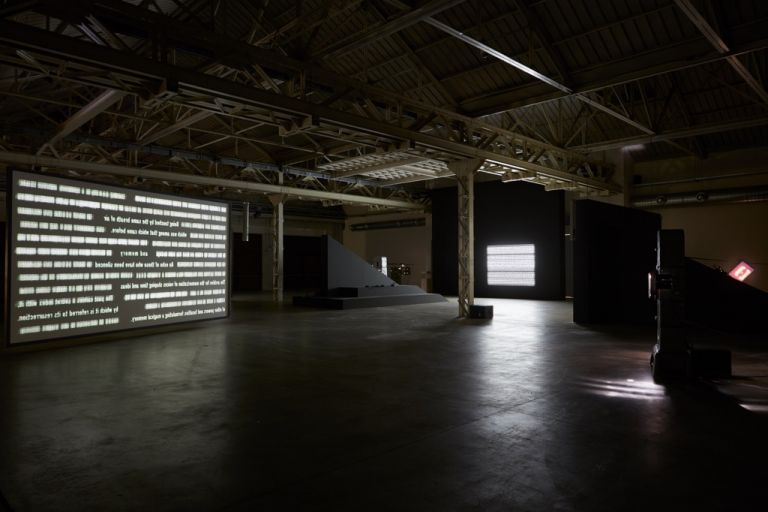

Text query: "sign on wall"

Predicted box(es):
[728, 261, 754, 282]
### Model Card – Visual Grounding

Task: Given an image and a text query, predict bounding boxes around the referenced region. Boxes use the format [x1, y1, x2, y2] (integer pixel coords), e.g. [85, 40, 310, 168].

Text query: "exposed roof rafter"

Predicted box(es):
[674, 0, 768, 106]
[312, 0, 466, 60]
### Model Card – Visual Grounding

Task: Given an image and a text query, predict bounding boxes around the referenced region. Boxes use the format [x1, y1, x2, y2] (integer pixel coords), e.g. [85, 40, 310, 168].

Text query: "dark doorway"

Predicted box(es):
[285, 236, 322, 290]
[231, 233, 263, 292]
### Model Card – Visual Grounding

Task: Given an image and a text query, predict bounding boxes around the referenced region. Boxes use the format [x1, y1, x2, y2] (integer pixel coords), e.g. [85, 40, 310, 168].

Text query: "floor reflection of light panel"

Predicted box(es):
[739, 403, 768, 413]
[716, 381, 768, 414]
[578, 378, 667, 400]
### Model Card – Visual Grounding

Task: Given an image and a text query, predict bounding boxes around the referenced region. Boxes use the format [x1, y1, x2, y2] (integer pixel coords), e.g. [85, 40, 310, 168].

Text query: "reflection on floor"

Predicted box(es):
[1, 296, 767, 511]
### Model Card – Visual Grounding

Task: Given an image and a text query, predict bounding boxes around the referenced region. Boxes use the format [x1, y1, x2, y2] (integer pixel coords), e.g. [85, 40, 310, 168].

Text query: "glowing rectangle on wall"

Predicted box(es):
[728, 261, 754, 282]
[487, 244, 536, 286]
[8, 171, 230, 345]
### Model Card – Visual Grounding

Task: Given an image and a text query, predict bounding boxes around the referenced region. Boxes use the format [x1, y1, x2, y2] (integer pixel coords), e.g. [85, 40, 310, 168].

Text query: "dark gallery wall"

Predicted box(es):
[284, 235, 323, 290]
[231, 233, 263, 293]
[432, 181, 565, 300]
[231, 234, 360, 293]
[572, 200, 660, 324]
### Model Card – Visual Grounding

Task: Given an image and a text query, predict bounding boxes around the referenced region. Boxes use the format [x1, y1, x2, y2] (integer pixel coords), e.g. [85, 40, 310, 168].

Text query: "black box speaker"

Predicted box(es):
[469, 305, 494, 319]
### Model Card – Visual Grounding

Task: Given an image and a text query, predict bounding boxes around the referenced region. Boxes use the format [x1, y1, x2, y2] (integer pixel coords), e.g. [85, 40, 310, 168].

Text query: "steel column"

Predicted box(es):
[450, 159, 483, 318]
[242, 202, 250, 242]
[269, 172, 285, 303]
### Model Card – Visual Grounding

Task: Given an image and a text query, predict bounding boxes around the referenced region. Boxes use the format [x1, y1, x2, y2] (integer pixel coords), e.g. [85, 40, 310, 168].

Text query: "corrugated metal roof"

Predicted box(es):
[1, 0, 767, 184]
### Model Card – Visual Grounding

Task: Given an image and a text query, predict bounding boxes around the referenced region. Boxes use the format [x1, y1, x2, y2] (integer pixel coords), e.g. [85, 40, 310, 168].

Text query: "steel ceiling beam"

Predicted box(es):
[574, 116, 768, 153]
[574, 94, 654, 135]
[385, 172, 450, 186]
[673, 0, 768, 106]
[366, 1, 458, 107]
[63, 133, 399, 190]
[509, 0, 572, 84]
[312, 0, 466, 60]
[0, 0, 38, 18]
[43, 89, 126, 148]
[398, 165, 440, 177]
[0, 151, 425, 209]
[459, 24, 768, 117]
[139, 110, 213, 145]
[425, 18, 569, 93]
[0, 20, 619, 192]
[15, 1, 595, 163]
[425, 18, 655, 135]
[326, 157, 432, 178]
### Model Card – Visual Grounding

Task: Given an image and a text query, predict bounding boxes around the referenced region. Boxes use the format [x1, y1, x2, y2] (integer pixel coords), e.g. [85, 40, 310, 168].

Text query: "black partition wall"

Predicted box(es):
[231, 233, 262, 293]
[284, 235, 323, 290]
[573, 200, 660, 324]
[431, 181, 565, 300]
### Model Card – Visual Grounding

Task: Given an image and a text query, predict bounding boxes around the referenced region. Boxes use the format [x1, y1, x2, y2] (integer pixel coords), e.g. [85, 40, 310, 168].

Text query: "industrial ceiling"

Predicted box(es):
[0, 0, 766, 211]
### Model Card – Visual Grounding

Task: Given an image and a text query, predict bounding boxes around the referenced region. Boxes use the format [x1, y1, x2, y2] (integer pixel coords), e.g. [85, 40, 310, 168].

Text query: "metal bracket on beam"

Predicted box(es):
[279, 115, 318, 137]
[383, 140, 416, 152]
[501, 170, 536, 182]
[544, 181, 577, 192]
[141, 77, 179, 104]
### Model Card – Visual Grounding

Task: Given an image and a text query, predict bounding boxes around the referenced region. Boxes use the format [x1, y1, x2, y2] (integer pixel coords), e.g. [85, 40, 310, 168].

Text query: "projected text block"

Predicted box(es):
[9, 171, 229, 344]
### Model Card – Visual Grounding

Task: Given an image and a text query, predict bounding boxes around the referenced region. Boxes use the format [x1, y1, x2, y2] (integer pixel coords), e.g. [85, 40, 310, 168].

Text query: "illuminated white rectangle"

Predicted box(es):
[487, 244, 536, 286]
[9, 171, 230, 345]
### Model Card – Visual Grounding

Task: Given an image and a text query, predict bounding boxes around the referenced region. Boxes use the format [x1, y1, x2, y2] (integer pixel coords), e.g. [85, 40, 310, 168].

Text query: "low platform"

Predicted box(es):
[328, 285, 423, 297]
[293, 286, 446, 309]
[294, 236, 447, 309]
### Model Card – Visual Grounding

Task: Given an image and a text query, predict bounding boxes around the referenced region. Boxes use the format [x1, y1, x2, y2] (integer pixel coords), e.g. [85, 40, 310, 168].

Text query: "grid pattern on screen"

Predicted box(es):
[487, 244, 536, 286]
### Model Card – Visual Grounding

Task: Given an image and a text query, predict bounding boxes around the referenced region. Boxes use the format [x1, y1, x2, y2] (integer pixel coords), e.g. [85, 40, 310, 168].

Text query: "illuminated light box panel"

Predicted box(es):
[728, 261, 754, 282]
[487, 244, 536, 287]
[7, 171, 230, 345]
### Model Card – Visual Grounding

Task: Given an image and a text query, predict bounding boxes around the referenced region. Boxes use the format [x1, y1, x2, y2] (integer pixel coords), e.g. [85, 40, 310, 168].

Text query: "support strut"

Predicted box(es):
[449, 159, 483, 318]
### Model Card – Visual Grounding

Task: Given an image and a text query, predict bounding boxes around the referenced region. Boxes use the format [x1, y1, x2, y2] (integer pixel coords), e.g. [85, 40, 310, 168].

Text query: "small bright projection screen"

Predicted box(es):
[8, 171, 230, 345]
[487, 244, 536, 286]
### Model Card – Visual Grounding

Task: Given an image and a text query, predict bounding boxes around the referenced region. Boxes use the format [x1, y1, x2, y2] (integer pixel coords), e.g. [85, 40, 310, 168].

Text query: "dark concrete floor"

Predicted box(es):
[1, 296, 767, 511]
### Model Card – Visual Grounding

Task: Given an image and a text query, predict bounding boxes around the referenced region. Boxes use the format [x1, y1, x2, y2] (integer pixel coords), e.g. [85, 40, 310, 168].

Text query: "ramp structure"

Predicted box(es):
[293, 236, 445, 309]
[686, 259, 768, 336]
